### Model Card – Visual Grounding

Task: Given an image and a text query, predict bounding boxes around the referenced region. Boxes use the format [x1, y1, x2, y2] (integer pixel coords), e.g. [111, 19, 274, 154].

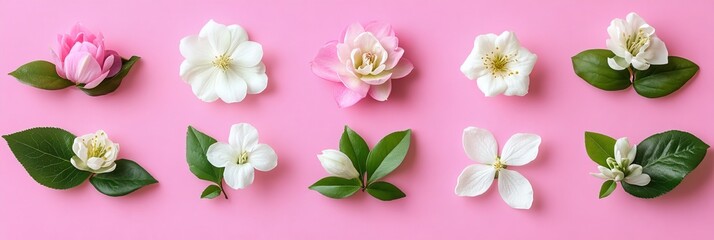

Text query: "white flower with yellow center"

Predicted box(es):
[455, 127, 541, 209]
[606, 12, 668, 71]
[460, 31, 537, 97]
[591, 137, 650, 186]
[71, 130, 119, 173]
[179, 20, 267, 103]
[207, 123, 277, 189]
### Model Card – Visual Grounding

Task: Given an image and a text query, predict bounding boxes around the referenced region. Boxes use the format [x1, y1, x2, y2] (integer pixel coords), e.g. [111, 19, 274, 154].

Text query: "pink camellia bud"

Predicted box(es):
[51, 24, 122, 89]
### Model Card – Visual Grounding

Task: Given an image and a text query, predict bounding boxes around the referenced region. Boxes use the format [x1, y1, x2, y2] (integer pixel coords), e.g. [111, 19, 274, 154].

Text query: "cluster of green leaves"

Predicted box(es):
[572, 49, 698, 98]
[309, 126, 411, 201]
[186, 126, 227, 199]
[9, 56, 140, 96]
[3, 127, 157, 196]
[584, 131, 708, 199]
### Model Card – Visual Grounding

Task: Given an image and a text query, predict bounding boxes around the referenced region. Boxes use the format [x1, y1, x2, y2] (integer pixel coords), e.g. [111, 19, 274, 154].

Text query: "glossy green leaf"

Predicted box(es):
[366, 181, 406, 201]
[623, 130, 709, 198]
[9, 60, 73, 90]
[89, 160, 157, 197]
[339, 126, 369, 177]
[572, 49, 631, 91]
[2, 127, 89, 189]
[366, 129, 411, 184]
[633, 57, 699, 98]
[584, 131, 616, 167]
[308, 177, 361, 199]
[599, 180, 616, 199]
[186, 126, 224, 184]
[79, 56, 140, 96]
[201, 185, 222, 199]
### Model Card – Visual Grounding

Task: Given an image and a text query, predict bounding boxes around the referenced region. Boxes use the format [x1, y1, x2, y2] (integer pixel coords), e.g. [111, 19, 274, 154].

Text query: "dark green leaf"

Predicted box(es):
[623, 130, 709, 198]
[79, 56, 140, 96]
[572, 49, 631, 91]
[366, 181, 406, 201]
[200, 185, 222, 199]
[89, 159, 157, 197]
[584, 131, 616, 167]
[186, 126, 224, 184]
[366, 129, 411, 184]
[339, 126, 369, 177]
[308, 177, 361, 199]
[9, 60, 73, 90]
[633, 57, 699, 98]
[2, 127, 89, 189]
[599, 180, 616, 199]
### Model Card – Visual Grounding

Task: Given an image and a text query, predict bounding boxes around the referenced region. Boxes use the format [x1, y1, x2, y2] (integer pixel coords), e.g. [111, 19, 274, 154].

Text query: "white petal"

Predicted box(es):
[607, 56, 629, 71]
[318, 149, 359, 179]
[497, 169, 533, 209]
[455, 164, 496, 197]
[70, 157, 86, 171]
[179, 36, 213, 63]
[631, 57, 650, 70]
[462, 127, 497, 164]
[590, 172, 609, 180]
[501, 133, 541, 166]
[236, 63, 268, 94]
[460, 54, 487, 80]
[614, 137, 632, 163]
[215, 70, 248, 103]
[627, 164, 643, 176]
[495, 31, 521, 56]
[643, 37, 668, 65]
[627, 144, 637, 162]
[229, 123, 259, 152]
[72, 138, 88, 161]
[503, 75, 529, 96]
[611, 169, 625, 181]
[231, 41, 263, 67]
[86, 157, 104, 170]
[597, 166, 614, 179]
[206, 142, 237, 168]
[476, 75, 507, 97]
[199, 20, 235, 55]
[624, 173, 651, 186]
[184, 65, 219, 102]
[249, 144, 277, 171]
[224, 163, 254, 189]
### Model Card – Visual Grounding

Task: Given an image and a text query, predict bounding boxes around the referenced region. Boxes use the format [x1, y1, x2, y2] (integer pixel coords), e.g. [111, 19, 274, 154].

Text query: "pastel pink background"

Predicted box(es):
[1, 0, 713, 239]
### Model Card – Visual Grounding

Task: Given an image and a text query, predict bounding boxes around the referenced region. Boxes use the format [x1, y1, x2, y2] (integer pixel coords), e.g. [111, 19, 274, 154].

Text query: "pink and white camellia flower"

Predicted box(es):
[311, 22, 414, 108]
[51, 24, 122, 89]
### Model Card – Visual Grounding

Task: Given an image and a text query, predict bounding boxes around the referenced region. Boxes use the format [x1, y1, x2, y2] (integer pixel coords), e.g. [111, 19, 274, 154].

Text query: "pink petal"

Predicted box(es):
[341, 23, 365, 44]
[334, 84, 365, 108]
[338, 66, 369, 96]
[104, 50, 122, 77]
[368, 80, 392, 101]
[364, 21, 395, 39]
[63, 51, 102, 84]
[380, 36, 398, 51]
[385, 47, 404, 69]
[83, 71, 110, 89]
[391, 58, 413, 79]
[311, 41, 341, 82]
[50, 50, 66, 79]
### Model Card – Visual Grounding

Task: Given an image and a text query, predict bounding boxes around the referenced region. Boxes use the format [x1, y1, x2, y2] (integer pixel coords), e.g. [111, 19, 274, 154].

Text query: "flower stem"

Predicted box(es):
[628, 67, 635, 82]
[220, 181, 229, 199]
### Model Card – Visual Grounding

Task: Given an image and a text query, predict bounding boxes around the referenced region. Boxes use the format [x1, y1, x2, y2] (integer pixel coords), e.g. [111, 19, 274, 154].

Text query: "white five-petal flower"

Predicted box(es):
[207, 123, 278, 189]
[71, 130, 119, 173]
[455, 127, 541, 209]
[590, 137, 650, 186]
[461, 31, 538, 97]
[606, 12, 668, 71]
[180, 20, 268, 103]
[317, 150, 359, 179]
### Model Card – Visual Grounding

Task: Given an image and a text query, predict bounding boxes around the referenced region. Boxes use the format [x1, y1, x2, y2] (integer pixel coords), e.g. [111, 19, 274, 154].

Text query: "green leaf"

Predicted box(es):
[599, 180, 616, 199]
[623, 130, 709, 198]
[79, 56, 140, 96]
[308, 177, 361, 199]
[89, 159, 157, 197]
[200, 185, 222, 199]
[366, 181, 406, 201]
[2, 127, 89, 189]
[572, 49, 631, 91]
[186, 126, 224, 184]
[339, 126, 369, 177]
[633, 57, 699, 98]
[366, 129, 411, 184]
[584, 131, 616, 167]
[8, 60, 74, 90]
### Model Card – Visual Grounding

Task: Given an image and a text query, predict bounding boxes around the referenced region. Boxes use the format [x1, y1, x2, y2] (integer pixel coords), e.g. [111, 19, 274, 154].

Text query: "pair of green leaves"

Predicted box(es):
[584, 131, 709, 199]
[186, 126, 227, 199]
[572, 49, 698, 98]
[2, 127, 157, 196]
[9, 56, 140, 96]
[309, 126, 411, 201]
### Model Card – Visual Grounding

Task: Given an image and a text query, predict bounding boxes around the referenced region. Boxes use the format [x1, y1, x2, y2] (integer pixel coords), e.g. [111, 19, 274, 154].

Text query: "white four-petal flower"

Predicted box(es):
[207, 123, 278, 189]
[180, 20, 268, 103]
[590, 137, 651, 186]
[455, 127, 541, 209]
[606, 12, 668, 71]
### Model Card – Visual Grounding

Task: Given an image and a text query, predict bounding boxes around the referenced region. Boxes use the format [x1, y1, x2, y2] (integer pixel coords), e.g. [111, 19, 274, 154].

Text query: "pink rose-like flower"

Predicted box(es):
[311, 22, 414, 108]
[51, 24, 122, 89]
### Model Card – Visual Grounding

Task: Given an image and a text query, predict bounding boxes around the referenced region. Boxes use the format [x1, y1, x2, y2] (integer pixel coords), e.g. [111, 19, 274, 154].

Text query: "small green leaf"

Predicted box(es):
[633, 57, 699, 98]
[200, 185, 222, 199]
[623, 130, 709, 198]
[584, 131, 616, 167]
[572, 49, 631, 91]
[366, 129, 412, 184]
[89, 159, 157, 197]
[366, 181, 406, 201]
[79, 56, 140, 96]
[2, 127, 89, 189]
[186, 126, 224, 184]
[9, 61, 74, 90]
[308, 177, 361, 199]
[599, 180, 616, 199]
[339, 126, 369, 177]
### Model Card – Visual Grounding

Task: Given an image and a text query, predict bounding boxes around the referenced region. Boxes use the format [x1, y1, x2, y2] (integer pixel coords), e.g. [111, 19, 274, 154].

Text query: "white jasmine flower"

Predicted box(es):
[606, 12, 668, 71]
[591, 137, 650, 186]
[317, 150, 359, 179]
[207, 123, 277, 189]
[71, 130, 119, 173]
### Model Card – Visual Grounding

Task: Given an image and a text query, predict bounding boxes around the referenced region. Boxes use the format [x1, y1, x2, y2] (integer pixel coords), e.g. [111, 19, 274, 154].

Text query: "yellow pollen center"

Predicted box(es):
[625, 29, 650, 55]
[481, 48, 519, 78]
[493, 157, 505, 170]
[87, 133, 109, 158]
[237, 151, 249, 165]
[212, 54, 232, 70]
